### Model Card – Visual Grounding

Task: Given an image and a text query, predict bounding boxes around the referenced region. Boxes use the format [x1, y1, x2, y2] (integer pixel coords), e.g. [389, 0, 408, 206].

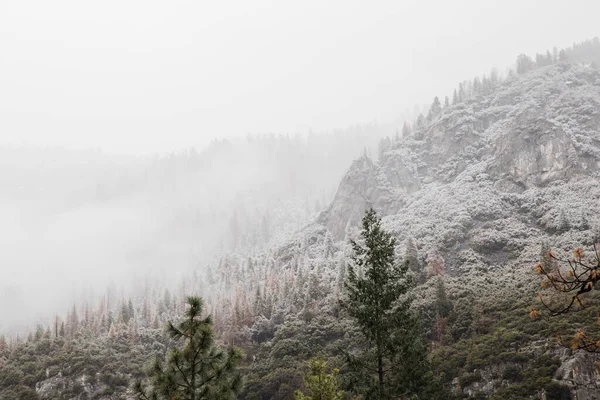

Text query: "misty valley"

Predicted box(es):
[3, 5, 600, 400]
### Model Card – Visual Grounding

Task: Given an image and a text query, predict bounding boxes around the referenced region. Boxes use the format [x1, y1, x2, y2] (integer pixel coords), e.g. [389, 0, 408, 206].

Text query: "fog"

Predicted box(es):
[1, 0, 599, 154]
[1, 0, 599, 332]
[0, 131, 386, 332]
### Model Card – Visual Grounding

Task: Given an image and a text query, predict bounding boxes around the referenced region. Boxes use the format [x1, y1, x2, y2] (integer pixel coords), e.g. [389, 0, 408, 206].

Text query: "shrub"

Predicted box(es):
[459, 371, 482, 388]
[544, 381, 572, 400]
[502, 365, 523, 382]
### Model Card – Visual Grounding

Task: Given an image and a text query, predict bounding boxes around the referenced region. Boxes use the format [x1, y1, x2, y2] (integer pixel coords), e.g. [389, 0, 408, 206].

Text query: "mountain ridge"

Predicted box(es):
[318, 63, 600, 275]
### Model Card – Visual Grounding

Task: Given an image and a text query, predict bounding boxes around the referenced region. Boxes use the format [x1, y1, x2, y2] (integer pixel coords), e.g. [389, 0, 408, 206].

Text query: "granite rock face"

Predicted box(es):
[321, 64, 600, 272]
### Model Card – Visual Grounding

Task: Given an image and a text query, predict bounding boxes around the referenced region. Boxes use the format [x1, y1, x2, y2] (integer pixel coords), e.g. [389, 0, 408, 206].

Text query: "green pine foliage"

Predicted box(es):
[342, 208, 437, 399]
[134, 296, 243, 400]
[294, 357, 343, 400]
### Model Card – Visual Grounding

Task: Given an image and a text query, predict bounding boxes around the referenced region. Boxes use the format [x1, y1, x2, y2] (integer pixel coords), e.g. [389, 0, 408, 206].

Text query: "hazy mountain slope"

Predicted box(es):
[321, 63, 600, 273]
[4, 44, 600, 400]
[204, 61, 600, 399]
[0, 127, 391, 334]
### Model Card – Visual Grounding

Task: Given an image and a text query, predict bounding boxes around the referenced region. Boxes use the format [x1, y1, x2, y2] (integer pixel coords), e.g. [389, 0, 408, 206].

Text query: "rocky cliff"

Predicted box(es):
[321, 63, 600, 274]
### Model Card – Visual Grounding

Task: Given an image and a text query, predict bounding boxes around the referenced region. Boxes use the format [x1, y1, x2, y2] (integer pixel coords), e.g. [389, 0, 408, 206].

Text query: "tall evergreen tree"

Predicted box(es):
[134, 296, 243, 400]
[427, 96, 442, 122]
[415, 113, 426, 131]
[516, 53, 534, 74]
[401, 122, 411, 138]
[128, 298, 135, 319]
[121, 301, 131, 325]
[342, 208, 435, 399]
[404, 237, 422, 282]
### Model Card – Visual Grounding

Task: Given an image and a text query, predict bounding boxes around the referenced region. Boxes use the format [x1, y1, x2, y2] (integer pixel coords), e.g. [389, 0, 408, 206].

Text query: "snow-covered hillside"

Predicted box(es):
[194, 61, 600, 398]
[321, 63, 600, 274]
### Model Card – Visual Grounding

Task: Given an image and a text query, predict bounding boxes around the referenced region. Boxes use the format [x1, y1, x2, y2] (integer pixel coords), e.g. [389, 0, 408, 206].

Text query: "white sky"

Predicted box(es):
[0, 0, 598, 155]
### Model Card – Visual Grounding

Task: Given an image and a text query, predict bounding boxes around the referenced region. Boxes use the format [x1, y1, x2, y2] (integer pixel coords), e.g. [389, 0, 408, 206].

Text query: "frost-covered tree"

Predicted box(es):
[120, 301, 131, 325]
[401, 122, 412, 137]
[557, 208, 570, 233]
[427, 96, 442, 122]
[458, 83, 465, 102]
[404, 237, 421, 277]
[415, 113, 426, 131]
[516, 54, 534, 74]
[377, 136, 392, 161]
[426, 252, 446, 278]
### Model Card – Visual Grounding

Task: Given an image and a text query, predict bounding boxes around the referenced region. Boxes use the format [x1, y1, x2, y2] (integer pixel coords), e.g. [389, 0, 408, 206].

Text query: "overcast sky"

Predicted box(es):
[1, 0, 598, 155]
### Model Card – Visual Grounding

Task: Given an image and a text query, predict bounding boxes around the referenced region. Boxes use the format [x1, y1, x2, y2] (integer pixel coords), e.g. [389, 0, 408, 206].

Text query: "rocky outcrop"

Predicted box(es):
[320, 64, 600, 265]
[554, 349, 600, 400]
[36, 372, 129, 400]
[319, 156, 391, 239]
[457, 343, 600, 400]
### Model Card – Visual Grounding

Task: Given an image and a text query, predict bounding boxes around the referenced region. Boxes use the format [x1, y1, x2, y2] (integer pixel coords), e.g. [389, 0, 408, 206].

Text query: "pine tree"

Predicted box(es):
[490, 68, 499, 86]
[83, 303, 90, 329]
[253, 286, 263, 316]
[120, 301, 131, 325]
[401, 122, 411, 138]
[128, 319, 139, 344]
[307, 272, 322, 302]
[34, 325, 44, 342]
[143, 298, 151, 323]
[559, 49, 567, 62]
[108, 322, 117, 338]
[128, 298, 135, 320]
[164, 289, 172, 311]
[69, 304, 79, 338]
[134, 296, 243, 400]
[426, 252, 446, 278]
[415, 113, 426, 131]
[434, 278, 452, 319]
[404, 237, 421, 278]
[472, 76, 481, 95]
[516, 54, 534, 74]
[427, 96, 442, 122]
[335, 260, 346, 292]
[294, 357, 343, 400]
[342, 209, 435, 399]
[557, 208, 570, 233]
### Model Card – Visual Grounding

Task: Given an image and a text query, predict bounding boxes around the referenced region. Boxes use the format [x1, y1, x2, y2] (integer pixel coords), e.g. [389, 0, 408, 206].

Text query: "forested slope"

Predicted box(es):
[2, 39, 600, 400]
